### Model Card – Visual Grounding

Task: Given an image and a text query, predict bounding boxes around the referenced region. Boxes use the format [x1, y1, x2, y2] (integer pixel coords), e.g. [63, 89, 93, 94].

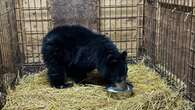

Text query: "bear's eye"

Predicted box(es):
[111, 59, 118, 64]
[108, 59, 118, 66]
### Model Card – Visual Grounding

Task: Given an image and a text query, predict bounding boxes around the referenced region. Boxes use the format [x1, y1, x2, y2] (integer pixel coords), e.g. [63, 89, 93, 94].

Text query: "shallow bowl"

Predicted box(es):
[106, 83, 133, 99]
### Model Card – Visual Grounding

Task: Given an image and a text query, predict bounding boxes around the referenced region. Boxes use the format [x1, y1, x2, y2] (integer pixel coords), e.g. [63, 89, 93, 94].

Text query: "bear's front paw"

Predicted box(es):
[53, 83, 74, 89]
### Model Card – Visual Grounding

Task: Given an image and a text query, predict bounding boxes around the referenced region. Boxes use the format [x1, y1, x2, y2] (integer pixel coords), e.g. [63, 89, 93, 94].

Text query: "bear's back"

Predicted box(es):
[44, 25, 100, 47]
[42, 25, 118, 56]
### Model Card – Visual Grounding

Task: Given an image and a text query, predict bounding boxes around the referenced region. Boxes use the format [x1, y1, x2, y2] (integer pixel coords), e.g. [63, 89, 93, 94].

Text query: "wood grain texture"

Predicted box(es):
[51, 0, 98, 31]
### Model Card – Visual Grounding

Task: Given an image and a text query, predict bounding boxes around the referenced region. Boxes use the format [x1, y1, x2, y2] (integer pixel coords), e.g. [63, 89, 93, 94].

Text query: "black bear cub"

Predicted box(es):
[42, 25, 128, 88]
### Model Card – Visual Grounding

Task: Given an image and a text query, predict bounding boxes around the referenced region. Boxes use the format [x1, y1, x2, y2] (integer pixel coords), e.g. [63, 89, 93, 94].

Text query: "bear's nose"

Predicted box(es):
[114, 80, 127, 90]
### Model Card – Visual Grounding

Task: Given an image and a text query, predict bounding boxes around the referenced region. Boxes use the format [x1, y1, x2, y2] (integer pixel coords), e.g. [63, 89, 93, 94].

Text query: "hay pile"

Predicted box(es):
[3, 64, 194, 110]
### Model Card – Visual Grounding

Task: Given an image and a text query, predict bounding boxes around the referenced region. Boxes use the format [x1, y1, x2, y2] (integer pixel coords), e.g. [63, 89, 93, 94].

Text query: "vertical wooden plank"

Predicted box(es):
[51, 0, 98, 31]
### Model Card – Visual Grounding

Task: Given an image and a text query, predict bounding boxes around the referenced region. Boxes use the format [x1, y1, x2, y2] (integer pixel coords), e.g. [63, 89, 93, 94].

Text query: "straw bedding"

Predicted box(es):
[3, 64, 194, 110]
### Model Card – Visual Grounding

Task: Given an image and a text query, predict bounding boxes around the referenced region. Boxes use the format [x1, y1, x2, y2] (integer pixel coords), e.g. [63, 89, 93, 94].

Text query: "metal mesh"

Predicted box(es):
[15, 0, 52, 67]
[97, 0, 144, 58]
[144, 0, 195, 101]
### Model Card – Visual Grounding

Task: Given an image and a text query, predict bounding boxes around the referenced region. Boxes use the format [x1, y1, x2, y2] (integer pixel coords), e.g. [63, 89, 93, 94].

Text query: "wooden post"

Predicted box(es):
[51, 0, 98, 32]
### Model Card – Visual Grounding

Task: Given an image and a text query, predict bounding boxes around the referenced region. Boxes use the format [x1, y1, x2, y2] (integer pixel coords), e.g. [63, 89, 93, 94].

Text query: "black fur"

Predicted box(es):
[42, 25, 128, 88]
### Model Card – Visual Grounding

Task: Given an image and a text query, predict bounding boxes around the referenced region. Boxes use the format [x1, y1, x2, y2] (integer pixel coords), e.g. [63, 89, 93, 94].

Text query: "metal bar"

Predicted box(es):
[39, 0, 44, 63]
[120, 0, 123, 51]
[33, 0, 41, 63]
[170, 5, 176, 84]
[16, 19, 51, 22]
[97, 0, 101, 32]
[109, 0, 111, 39]
[130, 0, 133, 55]
[136, 0, 138, 59]
[187, 3, 193, 101]
[15, 7, 49, 10]
[114, 0, 116, 44]
[158, 5, 162, 75]
[27, 0, 34, 63]
[99, 5, 137, 8]
[190, 22, 195, 100]
[16, 0, 25, 63]
[161, 5, 165, 76]
[17, 31, 48, 34]
[125, 0, 128, 55]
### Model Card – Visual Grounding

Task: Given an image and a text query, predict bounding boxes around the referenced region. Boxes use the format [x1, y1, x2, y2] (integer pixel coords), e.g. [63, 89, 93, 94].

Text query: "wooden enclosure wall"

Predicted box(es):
[51, 0, 98, 31]
[158, 0, 193, 7]
[0, 0, 20, 88]
[15, 0, 52, 67]
[98, 0, 144, 57]
[144, 0, 195, 101]
[0, 0, 20, 108]
[188, 13, 195, 101]
[51, 0, 144, 58]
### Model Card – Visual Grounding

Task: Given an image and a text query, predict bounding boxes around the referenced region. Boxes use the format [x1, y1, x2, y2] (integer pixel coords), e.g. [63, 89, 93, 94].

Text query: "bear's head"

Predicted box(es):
[104, 51, 128, 86]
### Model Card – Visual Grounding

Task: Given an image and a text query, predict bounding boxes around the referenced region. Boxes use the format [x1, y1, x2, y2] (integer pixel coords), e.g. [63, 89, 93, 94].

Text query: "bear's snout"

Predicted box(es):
[114, 80, 127, 90]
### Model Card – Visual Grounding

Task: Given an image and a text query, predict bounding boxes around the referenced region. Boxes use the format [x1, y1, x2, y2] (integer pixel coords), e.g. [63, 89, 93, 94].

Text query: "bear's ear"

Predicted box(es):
[121, 51, 127, 60]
